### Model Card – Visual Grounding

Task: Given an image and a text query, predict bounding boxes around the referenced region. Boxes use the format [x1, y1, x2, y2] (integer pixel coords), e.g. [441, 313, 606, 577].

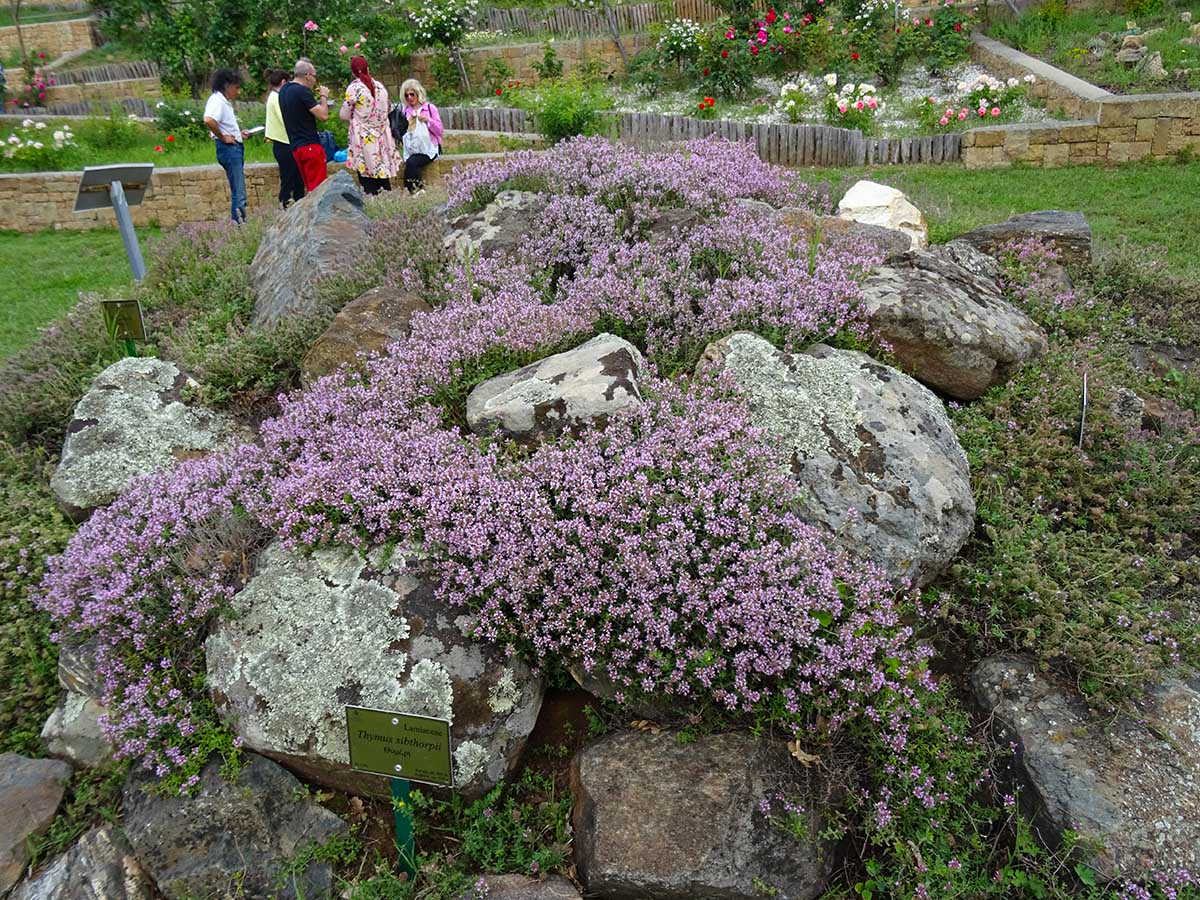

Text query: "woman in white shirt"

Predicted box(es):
[203, 69, 251, 223]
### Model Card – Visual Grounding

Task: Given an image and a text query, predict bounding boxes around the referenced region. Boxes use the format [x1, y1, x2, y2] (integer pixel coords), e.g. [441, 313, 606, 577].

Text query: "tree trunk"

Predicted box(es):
[9, 0, 29, 66]
[603, 0, 627, 65]
[451, 45, 470, 93]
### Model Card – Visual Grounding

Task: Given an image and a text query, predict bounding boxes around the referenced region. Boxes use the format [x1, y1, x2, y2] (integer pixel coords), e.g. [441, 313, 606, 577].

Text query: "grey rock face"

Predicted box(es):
[9, 826, 155, 900]
[0, 754, 72, 894]
[50, 358, 239, 519]
[572, 731, 833, 900]
[700, 333, 974, 587]
[972, 656, 1200, 881]
[40, 693, 113, 768]
[466, 334, 645, 441]
[58, 638, 102, 700]
[1138, 50, 1167, 78]
[733, 198, 913, 260]
[858, 243, 1048, 400]
[444, 190, 547, 263]
[300, 285, 432, 388]
[956, 210, 1093, 269]
[122, 752, 347, 900]
[458, 875, 582, 900]
[250, 171, 369, 328]
[206, 543, 543, 800]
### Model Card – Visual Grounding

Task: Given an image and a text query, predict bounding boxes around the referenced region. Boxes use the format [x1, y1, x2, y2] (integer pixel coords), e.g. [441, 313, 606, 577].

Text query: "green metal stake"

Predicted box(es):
[391, 777, 416, 880]
[124, 339, 138, 358]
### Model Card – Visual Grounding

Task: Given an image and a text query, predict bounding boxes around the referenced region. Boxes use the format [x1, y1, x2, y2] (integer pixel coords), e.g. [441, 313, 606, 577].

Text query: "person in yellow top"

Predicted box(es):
[265, 68, 304, 207]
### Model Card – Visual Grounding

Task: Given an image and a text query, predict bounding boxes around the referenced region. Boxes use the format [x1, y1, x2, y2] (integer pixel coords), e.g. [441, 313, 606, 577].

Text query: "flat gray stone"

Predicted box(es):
[458, 874, 582, 900]
[700, 333, 974, 587]
[972, 656, 1200, 882]
[40, 693, 113, 768]
[50, 358, 239, 520]
[858, 243, 1048, 400]
[206, 543, 543, 800]
[956, 210, 1093, 269]
[0, 754, 72, 894]
[122, 752, 348, 900]
[572, 731, 833, 900]
[466, 334, 644, 441]
[250, 171, 369, 328]
[10, 826, 155, 900]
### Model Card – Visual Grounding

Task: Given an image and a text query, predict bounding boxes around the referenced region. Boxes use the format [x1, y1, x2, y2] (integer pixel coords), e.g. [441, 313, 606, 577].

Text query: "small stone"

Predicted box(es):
[1116, 46, 1148, 65]
[444, 190, 547, 264]
[1138, 51, 1167, 79]
[457, 874, 582, 900]
[1121, 33, 1146, 50]
[301, 285, 431, 387]
[9, 826, 155, 900]
[1182, 11, 1192, 23]
[0, 754, 73, 894]
[40, 692, 114, 768]
[836, 180, 927, 250]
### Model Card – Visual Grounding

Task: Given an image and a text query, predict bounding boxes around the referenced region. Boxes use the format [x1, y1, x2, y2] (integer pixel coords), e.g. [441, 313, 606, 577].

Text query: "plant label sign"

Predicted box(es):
[344, 706, 453, 787]
[100, 299, 147, 342]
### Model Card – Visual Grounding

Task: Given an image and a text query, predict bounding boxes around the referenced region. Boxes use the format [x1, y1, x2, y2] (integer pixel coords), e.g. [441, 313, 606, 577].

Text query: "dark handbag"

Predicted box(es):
[388, 104, 408, 142]
[317, 130, 337, 162]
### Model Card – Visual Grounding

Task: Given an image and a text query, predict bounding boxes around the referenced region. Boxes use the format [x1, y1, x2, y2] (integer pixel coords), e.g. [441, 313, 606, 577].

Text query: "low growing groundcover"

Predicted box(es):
[2, 137, 1199, 899]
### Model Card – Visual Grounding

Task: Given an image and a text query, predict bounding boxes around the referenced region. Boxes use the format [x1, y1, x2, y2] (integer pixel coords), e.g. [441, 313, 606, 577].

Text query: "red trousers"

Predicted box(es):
[292, 143, 328, 192]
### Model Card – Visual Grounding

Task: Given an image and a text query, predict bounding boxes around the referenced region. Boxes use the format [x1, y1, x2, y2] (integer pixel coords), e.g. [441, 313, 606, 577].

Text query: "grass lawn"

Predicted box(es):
[814, 157, 1200, 277]
[0, 227, 156, 359]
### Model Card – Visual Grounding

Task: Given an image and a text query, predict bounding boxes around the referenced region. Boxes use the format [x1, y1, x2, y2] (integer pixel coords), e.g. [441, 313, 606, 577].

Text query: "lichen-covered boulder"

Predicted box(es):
[40, 692, 113, 768]
[700, 333, 974, 587]
[956, 210, 1093, 269]
[466, 334, 645, 441]
[836, 180, 927, 251]
[250, 171, 369, 328]
[444, 190, 547, 264]
[205, 543, 544, 799]
[0, 754, 72, 895]
[9, 826, 155, 900]
[49, 358, 240, 520]
[301, 285, 432, 387]
[122, 752, 347, 900]
[972, 656, 1200, 882]
[858, 243, 1048, 400]
[572, 731, 834, 900]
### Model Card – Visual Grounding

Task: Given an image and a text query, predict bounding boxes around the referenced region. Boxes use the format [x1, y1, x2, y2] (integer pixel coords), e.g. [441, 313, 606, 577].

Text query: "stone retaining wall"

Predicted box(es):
[0, 155, 482, 232]
[0, 17, 96, 59]
[382, 33, 655, 90]
[43, 77, 163, 104]
[964, 33, 1200, 167]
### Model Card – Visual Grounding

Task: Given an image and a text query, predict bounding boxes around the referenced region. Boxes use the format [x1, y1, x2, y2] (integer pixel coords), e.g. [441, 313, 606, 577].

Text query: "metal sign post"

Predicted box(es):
[345, 706, 454, 880]
[73, 164, 155, 283]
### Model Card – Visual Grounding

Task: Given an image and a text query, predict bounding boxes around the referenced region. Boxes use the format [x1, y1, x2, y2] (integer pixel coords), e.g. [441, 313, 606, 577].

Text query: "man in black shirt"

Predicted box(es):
[279, 58, 331, 192]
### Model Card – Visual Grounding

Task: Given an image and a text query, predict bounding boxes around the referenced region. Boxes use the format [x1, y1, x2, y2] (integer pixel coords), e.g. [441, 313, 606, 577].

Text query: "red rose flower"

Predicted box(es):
[765, 8, 777, 23]
[721, 49, 729, 57]
[851, 52, 859, 60]
[750, 45, 759, 54]
[154, 145, 164, 152]
[167, 135, 175, 142]
[953, 22, 962, 30]
[698, 101, 706, 109]
[495, 88, 502, 95]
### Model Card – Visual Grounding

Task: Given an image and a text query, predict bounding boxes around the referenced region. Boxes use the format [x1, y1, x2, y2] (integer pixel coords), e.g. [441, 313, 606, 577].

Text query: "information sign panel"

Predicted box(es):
[100, 298, 147, 342]
[345, 707, 453, 788]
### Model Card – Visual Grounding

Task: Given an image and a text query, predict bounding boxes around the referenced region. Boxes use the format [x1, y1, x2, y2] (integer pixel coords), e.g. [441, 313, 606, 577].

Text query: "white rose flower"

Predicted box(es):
[53, 130, 65, 141]
[824, 73, 838, 86]
[859, 83, 876, 93]
[35, 121, 46, 129]
[7, 135, 19, 145]
[33, 141, 44, 149]
[1007, 77, 1018, 87]
[155, 101, 166, 109]
[21, 118, 33, 127]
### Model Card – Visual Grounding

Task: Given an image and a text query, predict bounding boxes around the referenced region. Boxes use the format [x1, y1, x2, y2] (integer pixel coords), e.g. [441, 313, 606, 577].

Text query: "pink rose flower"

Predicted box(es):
[939, 116, 949, 125]
[990, 106, 1000, 116]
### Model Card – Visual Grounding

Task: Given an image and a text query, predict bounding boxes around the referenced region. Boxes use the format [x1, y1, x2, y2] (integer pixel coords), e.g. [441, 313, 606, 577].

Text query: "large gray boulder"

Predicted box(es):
[700, 333, 973, 588]
[0, 754, 72, 894]
[572, 731, 833, 900]
[466, 334, 645, 441]
[444, 190, 547, 264]
[972, 656, 1200, 881]
[50, 358, 240, 520]
[40, 693, 112, 768]
[458, 875, 582, 900]
[858, 243, 1048, 400]
[123, 752, 347, 900]
[250, 171, 369, 328]
[956, 210, 1093, 269]
[300, 285, 432, 388]
[205, 543, 544, 800]
[9, 827, 155, 900]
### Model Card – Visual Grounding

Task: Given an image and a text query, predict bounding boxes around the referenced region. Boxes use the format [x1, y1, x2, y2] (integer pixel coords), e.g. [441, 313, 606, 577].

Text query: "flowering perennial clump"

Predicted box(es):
[40, 138, 921, 797]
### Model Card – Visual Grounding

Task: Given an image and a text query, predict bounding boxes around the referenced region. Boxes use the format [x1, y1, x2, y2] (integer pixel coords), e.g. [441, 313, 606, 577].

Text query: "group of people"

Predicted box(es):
[202, 56, 443, 222]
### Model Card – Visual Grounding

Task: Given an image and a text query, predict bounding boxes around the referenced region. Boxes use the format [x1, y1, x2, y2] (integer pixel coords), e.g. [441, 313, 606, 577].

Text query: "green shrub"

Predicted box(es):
[531, 40, 564, 81]
[515, 77, 613, 143]
[0, 442, 75, 755]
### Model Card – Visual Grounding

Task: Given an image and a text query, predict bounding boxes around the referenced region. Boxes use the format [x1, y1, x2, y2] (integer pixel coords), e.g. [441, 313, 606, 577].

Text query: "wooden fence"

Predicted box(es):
[476, 0, 724, 36]
[49, 59, 159, 85]
[439, 107, 963, 166]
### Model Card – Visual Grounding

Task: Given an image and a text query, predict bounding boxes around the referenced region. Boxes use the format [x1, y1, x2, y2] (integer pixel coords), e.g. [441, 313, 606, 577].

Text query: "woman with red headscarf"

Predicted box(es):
[339, 55, 400, 195]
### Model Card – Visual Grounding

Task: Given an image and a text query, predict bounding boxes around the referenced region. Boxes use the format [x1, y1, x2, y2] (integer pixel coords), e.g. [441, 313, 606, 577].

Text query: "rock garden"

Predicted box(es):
[1, 132, 1199, 900]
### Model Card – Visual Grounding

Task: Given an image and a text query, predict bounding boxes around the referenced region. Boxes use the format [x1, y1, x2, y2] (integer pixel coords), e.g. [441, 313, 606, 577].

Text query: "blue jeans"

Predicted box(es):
[215, 141, 246, 223]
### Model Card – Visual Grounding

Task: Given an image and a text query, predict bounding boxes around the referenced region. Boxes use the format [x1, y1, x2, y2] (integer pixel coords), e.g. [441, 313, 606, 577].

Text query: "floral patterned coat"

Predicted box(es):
[343, 78, 400, 179]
